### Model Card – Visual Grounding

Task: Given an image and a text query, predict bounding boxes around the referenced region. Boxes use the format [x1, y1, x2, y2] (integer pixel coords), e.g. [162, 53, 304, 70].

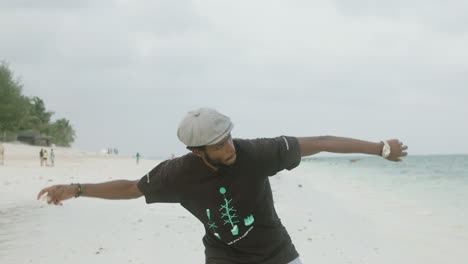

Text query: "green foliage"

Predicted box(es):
[46, 119, 76, 147]
[0, 62, 30, 131]
[21, 96, 54, 132]
[0, 62, 76, 146]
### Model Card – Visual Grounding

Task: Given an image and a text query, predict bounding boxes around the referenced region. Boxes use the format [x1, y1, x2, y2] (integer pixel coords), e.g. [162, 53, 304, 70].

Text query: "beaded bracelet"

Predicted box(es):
[71, 183, 82, 198]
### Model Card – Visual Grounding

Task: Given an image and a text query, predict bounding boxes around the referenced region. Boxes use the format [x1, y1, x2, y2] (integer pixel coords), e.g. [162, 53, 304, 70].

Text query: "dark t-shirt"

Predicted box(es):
[137, 136, 302, 264]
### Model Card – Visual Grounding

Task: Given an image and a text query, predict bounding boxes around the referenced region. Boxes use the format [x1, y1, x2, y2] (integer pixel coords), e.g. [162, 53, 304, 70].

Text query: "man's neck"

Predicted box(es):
[201, 155, 219, 171]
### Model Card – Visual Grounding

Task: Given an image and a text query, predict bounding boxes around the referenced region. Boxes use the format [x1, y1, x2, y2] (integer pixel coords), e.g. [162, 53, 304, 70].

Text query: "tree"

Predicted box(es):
[21, 96, 54, 132]
[0, 61, 77, 146]
[0, 62, 30, 131]
[46, 118, 76, 147]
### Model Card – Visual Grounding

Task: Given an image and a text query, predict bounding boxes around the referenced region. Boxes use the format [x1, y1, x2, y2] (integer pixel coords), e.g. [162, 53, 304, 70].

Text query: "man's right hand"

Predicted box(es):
[37, 180, 143, 203]
[37, 184, 78, 206]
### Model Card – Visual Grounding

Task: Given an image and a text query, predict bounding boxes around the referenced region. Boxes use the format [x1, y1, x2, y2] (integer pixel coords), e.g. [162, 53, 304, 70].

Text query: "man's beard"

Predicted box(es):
[203, 152, 233, 169]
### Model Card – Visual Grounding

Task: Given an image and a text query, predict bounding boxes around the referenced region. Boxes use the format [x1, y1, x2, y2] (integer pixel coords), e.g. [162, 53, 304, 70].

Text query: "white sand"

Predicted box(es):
[1, 143, 466, 263]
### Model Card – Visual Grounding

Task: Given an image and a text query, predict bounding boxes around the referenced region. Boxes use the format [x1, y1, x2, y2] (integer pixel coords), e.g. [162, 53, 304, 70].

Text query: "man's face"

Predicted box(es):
[202, 134, 237, 167]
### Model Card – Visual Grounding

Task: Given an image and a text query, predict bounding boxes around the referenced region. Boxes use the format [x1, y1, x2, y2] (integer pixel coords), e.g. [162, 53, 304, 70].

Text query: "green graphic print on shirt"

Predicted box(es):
[206, 209, 221, 239]
[219, 187, 240, 235]
[205, 187, 255, 242]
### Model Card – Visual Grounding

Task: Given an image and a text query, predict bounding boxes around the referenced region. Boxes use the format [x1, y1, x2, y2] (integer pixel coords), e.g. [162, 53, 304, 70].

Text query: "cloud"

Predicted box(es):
[333, 0, 468, 33]
[1, 0, 466, 156]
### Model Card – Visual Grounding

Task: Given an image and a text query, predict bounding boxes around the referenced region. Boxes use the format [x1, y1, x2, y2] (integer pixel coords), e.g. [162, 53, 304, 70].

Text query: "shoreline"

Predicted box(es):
[1, 143, 467, 263]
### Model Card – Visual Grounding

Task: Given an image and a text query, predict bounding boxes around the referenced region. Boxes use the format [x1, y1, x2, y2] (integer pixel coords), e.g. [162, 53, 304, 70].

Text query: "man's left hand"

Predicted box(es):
[385, 139, 408, 162]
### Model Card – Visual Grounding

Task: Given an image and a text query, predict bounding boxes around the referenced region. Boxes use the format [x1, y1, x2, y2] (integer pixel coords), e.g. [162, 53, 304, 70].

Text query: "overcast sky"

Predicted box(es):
[1, 0, 467, 158]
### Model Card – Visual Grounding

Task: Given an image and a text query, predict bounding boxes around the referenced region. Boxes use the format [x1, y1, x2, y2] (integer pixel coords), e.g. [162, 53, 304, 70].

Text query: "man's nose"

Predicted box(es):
[225, 139, 235, 154]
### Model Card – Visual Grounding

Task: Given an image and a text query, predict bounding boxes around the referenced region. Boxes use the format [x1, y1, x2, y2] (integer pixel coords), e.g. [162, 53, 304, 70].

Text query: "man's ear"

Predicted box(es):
[192, 149, 203, 158]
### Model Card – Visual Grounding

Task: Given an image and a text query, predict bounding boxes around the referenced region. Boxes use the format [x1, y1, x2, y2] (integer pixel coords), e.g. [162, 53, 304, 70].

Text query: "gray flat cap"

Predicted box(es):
[177, 108, 234, 147]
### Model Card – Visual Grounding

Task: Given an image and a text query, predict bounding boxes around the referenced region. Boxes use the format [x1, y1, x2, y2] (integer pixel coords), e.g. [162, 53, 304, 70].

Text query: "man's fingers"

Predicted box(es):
[37, 185, 66, 205]
[37, 189, 48, 200]
[54, 199, 63, 206]
[39, 187, 68, 206]
[383, 139, 408, 162]
[37, 185, 59, 200]
[39, 193, 49, 202]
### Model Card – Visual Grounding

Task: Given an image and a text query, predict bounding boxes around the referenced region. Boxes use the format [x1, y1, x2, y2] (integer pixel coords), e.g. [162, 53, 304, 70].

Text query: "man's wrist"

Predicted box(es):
[370, 142, 382, 156]
[71, 183, 82, 198]
[380, 140, 391, 158]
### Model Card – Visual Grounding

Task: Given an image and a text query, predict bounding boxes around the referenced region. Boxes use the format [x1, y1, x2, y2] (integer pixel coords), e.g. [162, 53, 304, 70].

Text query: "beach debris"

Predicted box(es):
[95, 247, 104, 254]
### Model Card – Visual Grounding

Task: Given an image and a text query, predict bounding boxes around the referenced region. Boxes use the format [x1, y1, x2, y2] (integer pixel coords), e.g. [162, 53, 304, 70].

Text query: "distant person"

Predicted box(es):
[136, 152, 140, 165]
[39, 148, 44, 166]
[43, 149, 49, 166]
[0, 143, 4, 166]
[37, 108, 408, 264]
[50, 149, 55, 167]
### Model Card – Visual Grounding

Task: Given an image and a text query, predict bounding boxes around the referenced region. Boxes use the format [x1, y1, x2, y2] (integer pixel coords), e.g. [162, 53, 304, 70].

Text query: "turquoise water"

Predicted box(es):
[300, 155, 468, 217]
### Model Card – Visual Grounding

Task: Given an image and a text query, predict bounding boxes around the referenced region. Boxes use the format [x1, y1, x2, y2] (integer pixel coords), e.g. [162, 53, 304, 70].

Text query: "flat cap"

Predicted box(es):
[177, 108, 234, 147]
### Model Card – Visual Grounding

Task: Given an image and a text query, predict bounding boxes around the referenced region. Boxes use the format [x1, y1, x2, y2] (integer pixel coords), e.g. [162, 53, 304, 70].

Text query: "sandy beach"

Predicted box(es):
[1, 143, 466, 264]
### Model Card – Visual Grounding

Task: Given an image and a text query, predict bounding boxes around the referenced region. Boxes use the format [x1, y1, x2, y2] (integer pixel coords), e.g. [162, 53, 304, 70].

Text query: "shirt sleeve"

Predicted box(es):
[137, 160, 184, 204]
[252, 136, 302, 176]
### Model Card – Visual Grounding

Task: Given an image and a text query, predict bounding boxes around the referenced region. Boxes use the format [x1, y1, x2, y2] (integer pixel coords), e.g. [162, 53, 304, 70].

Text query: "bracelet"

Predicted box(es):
[71, 183, 82, 198]
[381, 140, 391, 158]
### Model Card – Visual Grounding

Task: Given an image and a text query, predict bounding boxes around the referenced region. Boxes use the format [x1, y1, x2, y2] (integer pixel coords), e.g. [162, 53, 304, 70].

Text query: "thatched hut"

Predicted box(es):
[17, 131, 52, 146]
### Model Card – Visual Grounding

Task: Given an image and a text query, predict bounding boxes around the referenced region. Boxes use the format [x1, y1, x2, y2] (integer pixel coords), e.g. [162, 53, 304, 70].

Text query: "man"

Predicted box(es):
[37, 108, 408, 264]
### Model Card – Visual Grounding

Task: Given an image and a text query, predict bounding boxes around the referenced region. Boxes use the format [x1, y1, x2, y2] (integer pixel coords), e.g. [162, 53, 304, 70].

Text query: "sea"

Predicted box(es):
[298, 154, 468, 226]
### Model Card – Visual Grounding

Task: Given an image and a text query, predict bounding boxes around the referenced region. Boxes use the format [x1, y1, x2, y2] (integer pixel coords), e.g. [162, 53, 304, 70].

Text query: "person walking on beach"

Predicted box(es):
[50, 149, 55, 167]
[39, 148, 44, 166]
[37, 108, 408, 264]
[136, 152, 140, 165]
[43, 149, 49, 167]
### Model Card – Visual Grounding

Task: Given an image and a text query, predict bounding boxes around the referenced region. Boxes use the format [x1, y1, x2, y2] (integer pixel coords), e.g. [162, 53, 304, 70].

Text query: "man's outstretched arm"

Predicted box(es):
[37, 180, 143, 206]
[296, 136, 408, 162]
